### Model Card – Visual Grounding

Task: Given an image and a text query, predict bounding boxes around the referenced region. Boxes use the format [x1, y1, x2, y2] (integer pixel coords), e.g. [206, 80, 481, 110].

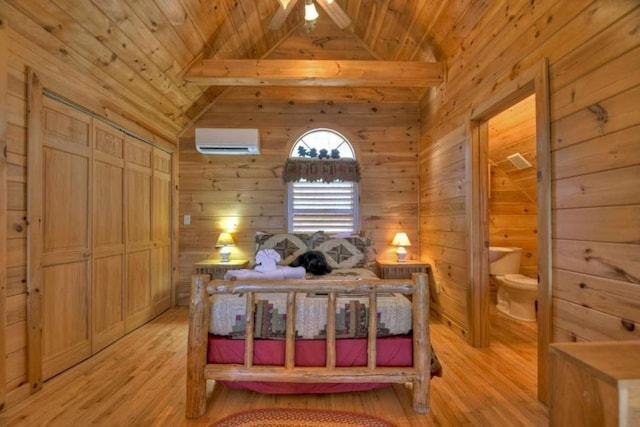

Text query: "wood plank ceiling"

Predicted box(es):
[3, 0, 489, 140]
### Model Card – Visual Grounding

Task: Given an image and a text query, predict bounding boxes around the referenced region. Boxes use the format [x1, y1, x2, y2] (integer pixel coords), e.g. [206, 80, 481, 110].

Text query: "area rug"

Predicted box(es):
[212, 408, 398, 427]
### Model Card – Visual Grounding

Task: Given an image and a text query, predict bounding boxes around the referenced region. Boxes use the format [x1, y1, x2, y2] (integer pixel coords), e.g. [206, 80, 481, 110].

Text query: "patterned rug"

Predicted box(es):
[212, 408, 398, 427]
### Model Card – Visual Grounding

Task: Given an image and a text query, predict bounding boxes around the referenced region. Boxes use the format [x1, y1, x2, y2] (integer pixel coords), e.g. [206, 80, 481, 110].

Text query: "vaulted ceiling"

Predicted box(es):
[3, 0, 491, 140]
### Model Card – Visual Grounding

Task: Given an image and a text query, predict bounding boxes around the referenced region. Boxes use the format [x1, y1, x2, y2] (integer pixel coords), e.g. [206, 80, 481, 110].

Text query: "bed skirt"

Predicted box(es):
[207, 334, 441, 394]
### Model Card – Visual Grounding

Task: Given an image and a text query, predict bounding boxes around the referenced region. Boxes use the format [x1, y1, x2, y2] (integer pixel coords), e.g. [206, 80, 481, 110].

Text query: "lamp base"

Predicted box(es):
[220, 247, 231, 263]
[396, 247, 407, 262]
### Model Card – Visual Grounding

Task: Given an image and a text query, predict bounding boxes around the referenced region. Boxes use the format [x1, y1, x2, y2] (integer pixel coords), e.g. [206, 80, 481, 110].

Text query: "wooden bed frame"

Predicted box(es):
[185, 272, 431, 419]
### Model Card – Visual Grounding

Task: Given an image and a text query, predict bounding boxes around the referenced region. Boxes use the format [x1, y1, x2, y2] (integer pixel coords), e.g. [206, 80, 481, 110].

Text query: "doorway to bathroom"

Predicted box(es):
[467, 59, 551, 403]
[487, 95, 538, 315]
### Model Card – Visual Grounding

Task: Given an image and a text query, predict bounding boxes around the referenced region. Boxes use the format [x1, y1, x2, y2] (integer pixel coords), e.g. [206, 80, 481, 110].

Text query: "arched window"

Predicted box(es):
[287, 129, 359, 233]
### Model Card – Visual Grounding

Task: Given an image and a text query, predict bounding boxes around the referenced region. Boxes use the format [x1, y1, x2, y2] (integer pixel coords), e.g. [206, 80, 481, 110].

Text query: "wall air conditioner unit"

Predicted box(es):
[195, 128, 260, 155]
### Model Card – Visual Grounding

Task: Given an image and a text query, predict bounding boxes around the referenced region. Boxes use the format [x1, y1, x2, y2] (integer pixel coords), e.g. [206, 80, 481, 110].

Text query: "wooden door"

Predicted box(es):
[151, 148, 172, 316]
[125, 136, 153, 332]
[40, 98, 92, 379]
[92, 121, 125, 352]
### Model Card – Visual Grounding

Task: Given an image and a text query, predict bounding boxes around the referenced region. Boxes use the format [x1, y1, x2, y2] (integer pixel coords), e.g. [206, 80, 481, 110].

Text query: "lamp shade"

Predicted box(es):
[391, 232, 411, 262]
[216, 232, 235, 247]
[391, 232, 411, 247]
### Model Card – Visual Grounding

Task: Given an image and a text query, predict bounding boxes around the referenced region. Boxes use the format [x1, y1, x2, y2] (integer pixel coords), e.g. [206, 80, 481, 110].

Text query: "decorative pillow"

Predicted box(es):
[312, 235, 371, 268]
[255, 232, 324, 265]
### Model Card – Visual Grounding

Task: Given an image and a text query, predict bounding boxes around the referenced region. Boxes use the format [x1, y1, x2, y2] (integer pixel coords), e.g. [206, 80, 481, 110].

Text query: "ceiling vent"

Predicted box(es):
[507, 152, 532, 170]
[195, 128, 260, 155]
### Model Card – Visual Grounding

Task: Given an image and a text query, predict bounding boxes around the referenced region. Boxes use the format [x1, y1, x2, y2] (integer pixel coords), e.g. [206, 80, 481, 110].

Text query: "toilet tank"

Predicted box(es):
[489, 247, 522, 275]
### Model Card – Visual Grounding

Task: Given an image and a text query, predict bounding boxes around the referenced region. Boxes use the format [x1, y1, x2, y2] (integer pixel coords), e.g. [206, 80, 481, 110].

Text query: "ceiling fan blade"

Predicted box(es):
[315, 0, 351, 29]
[269, 0, 299, 30]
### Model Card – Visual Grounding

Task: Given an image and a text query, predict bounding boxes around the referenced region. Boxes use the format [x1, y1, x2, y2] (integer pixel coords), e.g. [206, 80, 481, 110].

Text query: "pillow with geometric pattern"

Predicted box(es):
[311, 235, 371, 268]
[255, 231, 324, 265]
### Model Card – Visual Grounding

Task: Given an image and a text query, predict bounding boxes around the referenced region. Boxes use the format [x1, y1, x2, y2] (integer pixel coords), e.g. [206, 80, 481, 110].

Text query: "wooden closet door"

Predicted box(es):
[151, 148, 172, 316]
[92, 121, 125, 352]
[125, 136, 153, 332]
[41, 98, 92, 379]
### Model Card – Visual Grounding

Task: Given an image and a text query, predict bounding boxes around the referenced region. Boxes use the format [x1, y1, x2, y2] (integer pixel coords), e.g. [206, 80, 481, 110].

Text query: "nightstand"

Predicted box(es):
[194, 259, 249, 279]
[376, 259, 430, 279]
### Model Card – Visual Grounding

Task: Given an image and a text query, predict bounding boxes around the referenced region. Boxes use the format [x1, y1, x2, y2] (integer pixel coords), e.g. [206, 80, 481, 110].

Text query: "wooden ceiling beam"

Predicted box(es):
[269, 0, 299, 30]
[315, 0, 351, 29]
[184, 59, 445, 87]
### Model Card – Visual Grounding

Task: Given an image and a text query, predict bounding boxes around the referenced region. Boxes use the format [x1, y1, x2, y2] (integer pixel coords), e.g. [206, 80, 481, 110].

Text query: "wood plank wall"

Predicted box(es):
[177, 85, 421, 304]
[177, 21, 423, 305]
[419, 0, 640, 345]
[1, 25, 177, 408]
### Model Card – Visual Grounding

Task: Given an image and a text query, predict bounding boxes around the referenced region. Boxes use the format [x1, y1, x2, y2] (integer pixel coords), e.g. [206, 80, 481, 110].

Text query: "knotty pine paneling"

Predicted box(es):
[420, 0, 640, 351]
[178, 86, 421, 305]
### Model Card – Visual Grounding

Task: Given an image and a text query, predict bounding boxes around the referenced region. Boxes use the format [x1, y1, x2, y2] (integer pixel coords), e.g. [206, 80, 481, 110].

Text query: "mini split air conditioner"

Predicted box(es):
[195, 128, 260, 155]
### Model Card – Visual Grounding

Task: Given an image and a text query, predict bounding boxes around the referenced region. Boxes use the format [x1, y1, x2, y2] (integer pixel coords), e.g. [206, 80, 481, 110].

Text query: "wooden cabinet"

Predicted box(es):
[194, 259, 249, 279]
[376, 260, 430, 279]
[550, 341, 640, 427]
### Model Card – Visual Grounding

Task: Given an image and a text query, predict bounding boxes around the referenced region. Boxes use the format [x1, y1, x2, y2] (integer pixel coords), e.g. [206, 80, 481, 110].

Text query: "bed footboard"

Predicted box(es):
[185, 273, 431, 419]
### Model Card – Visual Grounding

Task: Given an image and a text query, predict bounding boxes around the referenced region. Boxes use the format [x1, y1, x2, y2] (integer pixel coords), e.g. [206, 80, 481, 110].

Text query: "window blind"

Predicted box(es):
[290, 181, 358, 233]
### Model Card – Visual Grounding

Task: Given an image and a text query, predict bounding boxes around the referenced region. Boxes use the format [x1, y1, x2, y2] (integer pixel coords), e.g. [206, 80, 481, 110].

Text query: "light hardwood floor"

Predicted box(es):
[0, 306, 548, 426]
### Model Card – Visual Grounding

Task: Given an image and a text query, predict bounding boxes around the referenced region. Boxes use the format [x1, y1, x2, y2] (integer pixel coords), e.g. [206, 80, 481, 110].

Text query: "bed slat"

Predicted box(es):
[326, 292, 337, 369]
[367, 292, 377, 369]
[285, 292, 296, 370]
[244, 292, 255, 368]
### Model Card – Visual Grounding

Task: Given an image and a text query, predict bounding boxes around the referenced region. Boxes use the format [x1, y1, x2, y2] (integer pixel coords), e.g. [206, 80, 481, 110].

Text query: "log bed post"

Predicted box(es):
[186, 274, 211, 419]
[412, 273, 431, 413]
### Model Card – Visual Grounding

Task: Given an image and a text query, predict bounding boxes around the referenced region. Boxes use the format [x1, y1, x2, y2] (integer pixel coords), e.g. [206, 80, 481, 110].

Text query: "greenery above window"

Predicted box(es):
[291, 129, 355, 159]
[283, 158, 361, 183]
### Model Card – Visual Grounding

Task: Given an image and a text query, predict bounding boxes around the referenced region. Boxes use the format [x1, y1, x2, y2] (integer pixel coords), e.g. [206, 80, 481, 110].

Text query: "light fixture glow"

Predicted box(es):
[391, 232, 412, 262]
[304, 0, 319, 21]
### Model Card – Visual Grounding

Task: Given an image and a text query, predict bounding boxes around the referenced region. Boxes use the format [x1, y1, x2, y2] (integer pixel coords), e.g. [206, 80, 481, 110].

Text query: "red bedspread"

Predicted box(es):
[207, 335, 419, 394]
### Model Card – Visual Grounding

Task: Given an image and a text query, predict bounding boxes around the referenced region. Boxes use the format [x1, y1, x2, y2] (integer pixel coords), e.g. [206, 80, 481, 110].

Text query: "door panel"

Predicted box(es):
[125, 137, 153, 331]
[151, 149, 172, 315]
[41, 99, 92, 380]
[42, 148, 89, 253]
[92, 121, 125, 352]
[151, 246, 171, 315]
[92, 254, 124, 352]
[42, 261, 91, 379]
[126, 250, 151, 332]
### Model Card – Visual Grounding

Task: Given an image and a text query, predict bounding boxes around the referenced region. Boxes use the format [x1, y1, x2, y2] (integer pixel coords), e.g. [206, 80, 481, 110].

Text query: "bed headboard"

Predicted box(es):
[255, 232, 374, 269]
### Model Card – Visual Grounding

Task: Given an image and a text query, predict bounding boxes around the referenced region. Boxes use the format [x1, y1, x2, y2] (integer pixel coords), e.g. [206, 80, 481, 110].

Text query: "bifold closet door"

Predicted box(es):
[151, 148, 172, 316]
[92, 121, 125, 353]
[125, 137, 153, 333]
[40, 98, 92, 380]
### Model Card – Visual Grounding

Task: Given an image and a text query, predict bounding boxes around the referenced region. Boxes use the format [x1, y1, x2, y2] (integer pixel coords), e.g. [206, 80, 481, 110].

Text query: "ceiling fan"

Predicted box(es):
[269, 0, 351, 31]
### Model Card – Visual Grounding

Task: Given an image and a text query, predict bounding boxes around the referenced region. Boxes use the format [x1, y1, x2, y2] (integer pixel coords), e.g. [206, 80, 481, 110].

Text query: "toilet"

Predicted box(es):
[489, 247, 538, 322]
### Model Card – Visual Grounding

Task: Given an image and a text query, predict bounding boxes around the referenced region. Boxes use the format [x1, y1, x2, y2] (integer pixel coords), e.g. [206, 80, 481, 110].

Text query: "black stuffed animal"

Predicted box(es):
[289, 251, 333, 275]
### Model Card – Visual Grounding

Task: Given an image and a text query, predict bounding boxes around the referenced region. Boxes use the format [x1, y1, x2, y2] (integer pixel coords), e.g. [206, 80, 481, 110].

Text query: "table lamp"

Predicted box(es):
[216, 232, 235, 262]
[391, 232, 411, 262]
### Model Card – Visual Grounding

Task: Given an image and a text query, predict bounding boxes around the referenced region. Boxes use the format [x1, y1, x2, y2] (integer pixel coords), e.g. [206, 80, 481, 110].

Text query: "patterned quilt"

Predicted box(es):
[209, 268, 412, 339]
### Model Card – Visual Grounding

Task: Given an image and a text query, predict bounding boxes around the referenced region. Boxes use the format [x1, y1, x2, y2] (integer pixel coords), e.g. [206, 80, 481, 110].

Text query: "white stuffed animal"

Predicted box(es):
[254, 249, 281, 272]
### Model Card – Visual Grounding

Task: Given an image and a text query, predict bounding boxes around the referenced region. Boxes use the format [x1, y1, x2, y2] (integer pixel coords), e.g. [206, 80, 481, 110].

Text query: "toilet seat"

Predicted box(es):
[503, 274, 537, 290]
